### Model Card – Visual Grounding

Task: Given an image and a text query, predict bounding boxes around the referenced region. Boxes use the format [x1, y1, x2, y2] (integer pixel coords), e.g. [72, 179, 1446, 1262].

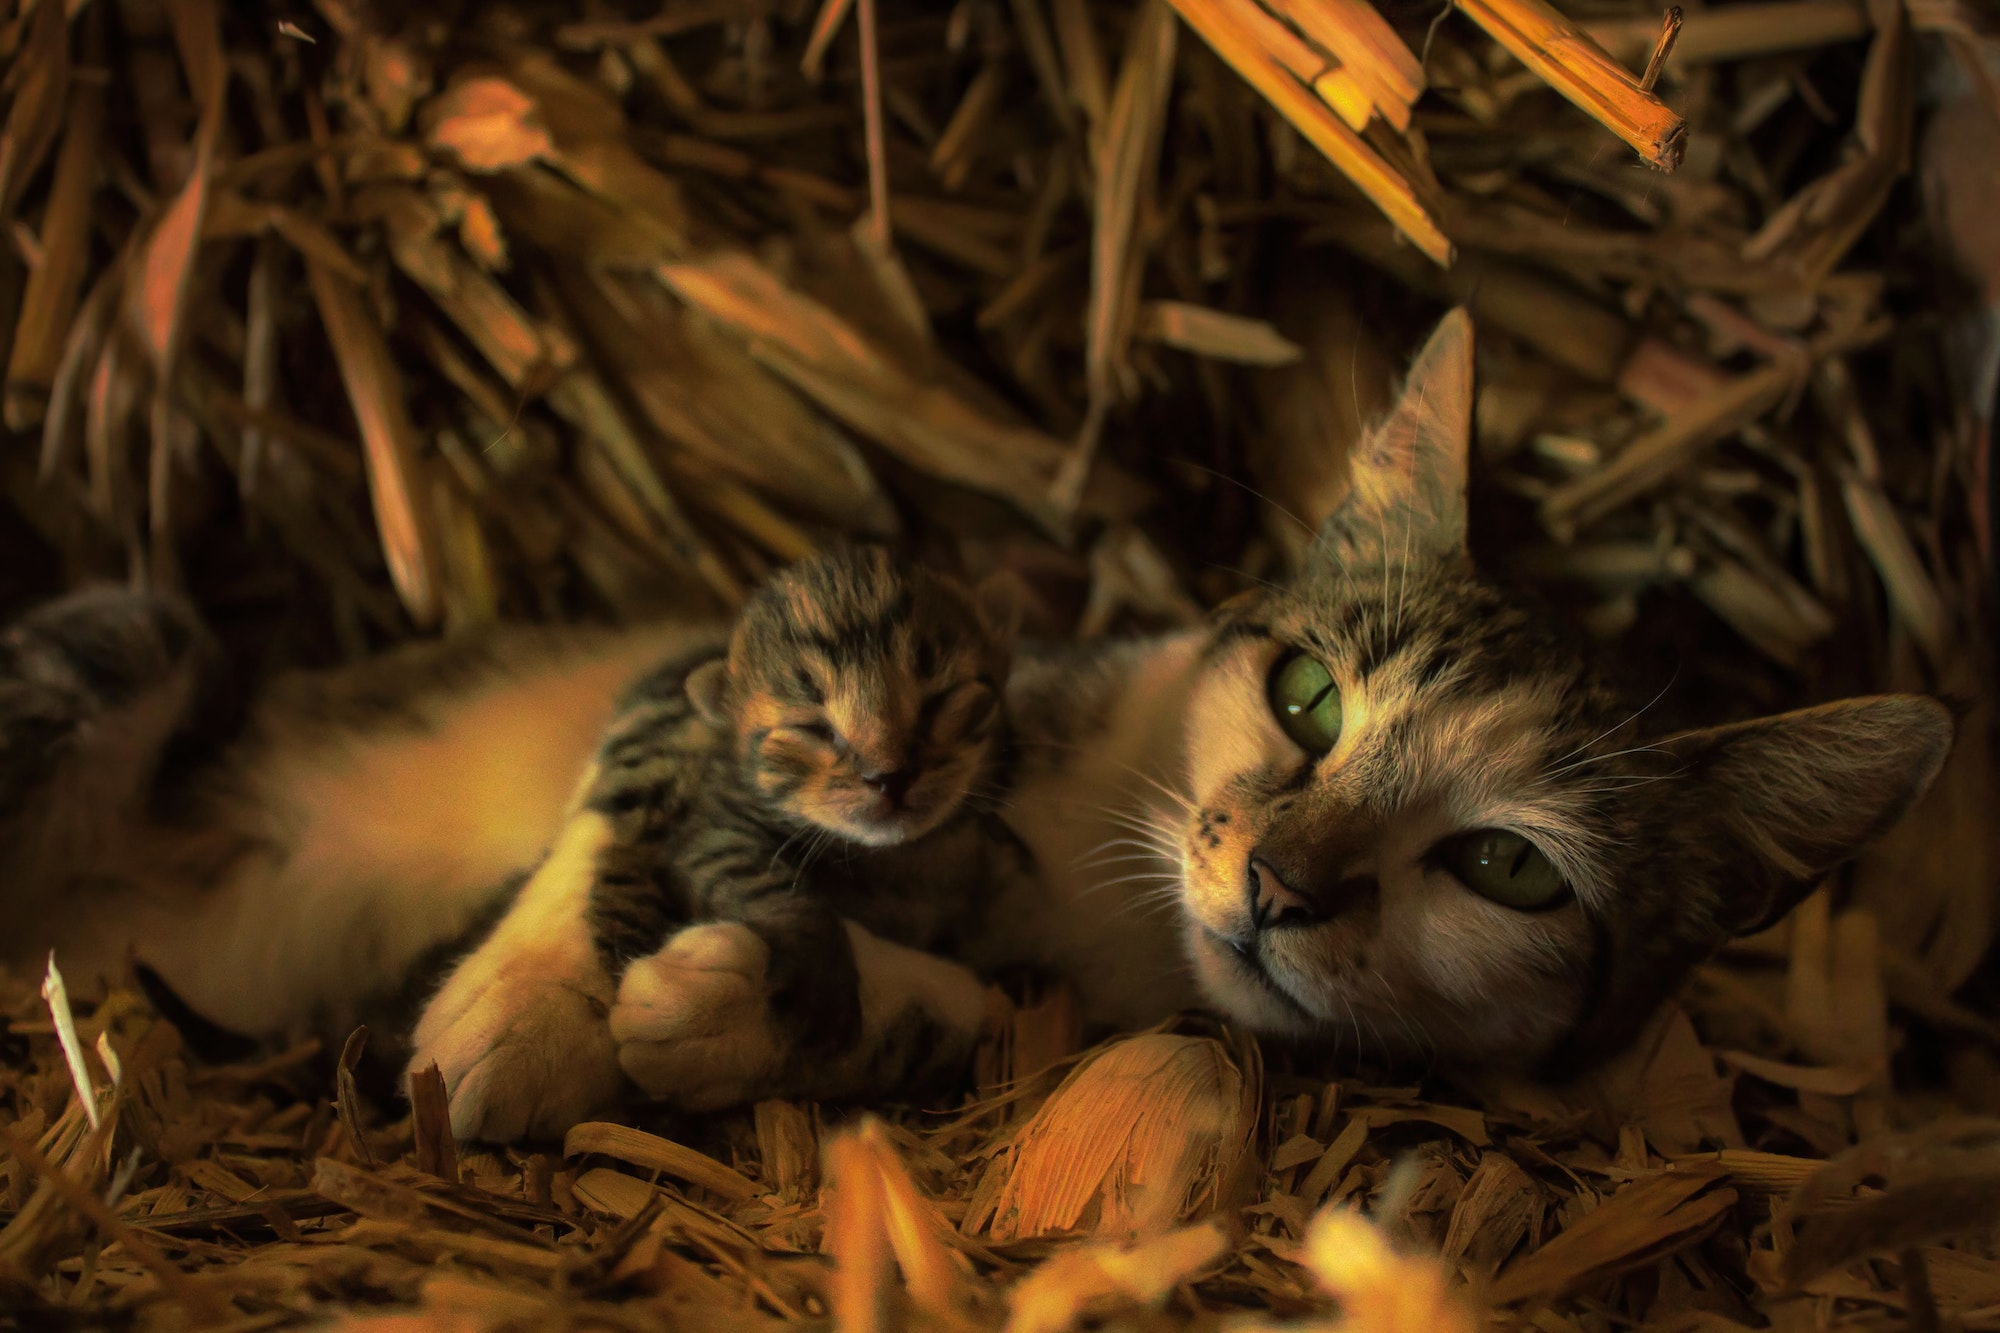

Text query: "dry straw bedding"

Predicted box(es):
[2, 0, 1999, 1327]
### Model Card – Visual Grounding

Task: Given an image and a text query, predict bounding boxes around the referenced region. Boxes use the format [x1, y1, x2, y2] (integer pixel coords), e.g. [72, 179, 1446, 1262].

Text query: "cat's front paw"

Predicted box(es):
[410, 948, 623, 1143]
[609, 923, 787, 1113]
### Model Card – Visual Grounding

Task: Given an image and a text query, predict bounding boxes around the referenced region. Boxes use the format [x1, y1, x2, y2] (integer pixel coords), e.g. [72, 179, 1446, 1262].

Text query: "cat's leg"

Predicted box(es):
[407, 797, 626, 1142]
[610, 914, 997, 1112]
[62, 622, 707, 1043]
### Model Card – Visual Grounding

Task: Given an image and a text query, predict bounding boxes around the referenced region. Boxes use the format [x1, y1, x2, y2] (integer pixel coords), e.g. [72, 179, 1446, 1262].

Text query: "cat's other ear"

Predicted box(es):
[1320, 307, 1473, 569]
[684, 659, 730, 724]
[1658, 694, 1955, 935]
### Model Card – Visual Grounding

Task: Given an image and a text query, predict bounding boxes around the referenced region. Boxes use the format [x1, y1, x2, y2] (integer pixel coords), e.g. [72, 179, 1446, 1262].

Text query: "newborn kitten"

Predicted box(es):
[409, 545, 1024, 1131]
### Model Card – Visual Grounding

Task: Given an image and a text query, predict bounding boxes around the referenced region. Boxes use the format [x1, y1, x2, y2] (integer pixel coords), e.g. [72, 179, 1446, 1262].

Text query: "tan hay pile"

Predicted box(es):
[3, 0, 2000, 1326]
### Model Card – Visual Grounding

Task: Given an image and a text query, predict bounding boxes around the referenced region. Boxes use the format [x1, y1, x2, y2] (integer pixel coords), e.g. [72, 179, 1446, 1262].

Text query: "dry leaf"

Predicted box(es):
[424, 76, 555, 172]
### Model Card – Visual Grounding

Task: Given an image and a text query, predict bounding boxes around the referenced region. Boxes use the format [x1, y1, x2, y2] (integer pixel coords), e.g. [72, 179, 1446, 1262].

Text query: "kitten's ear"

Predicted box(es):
[971, 568, 1029, 644]
[1658, 694, 1954, 935]
[684, 659, 730, 724]
[1320, 307, 1473, 568]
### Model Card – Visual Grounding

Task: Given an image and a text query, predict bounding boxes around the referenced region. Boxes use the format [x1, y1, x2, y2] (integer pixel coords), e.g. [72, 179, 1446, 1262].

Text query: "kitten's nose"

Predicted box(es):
[1249, 858, 1318, 929]
[862, 765, 918, 807]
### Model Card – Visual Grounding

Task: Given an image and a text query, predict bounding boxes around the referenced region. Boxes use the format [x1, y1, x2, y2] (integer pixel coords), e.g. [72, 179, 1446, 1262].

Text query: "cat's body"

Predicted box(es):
[0, 309, 1955, 1142]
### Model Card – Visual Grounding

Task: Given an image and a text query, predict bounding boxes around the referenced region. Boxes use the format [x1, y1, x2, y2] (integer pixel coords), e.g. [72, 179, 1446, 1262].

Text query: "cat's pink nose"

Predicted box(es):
[1249, 858, 1318, 929]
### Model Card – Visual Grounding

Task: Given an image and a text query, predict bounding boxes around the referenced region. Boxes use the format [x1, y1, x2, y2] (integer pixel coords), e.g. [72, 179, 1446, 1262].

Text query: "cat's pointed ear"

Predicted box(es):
[1320, 307, 1473, 568]
[684, 659, 730, 725]
[1657, 694, 1954, 935]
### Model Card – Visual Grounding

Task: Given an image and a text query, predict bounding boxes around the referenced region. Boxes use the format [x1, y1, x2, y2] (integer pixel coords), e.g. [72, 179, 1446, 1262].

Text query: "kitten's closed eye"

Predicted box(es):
[784, 717, 838, 744]
[920, 680, 997, 743]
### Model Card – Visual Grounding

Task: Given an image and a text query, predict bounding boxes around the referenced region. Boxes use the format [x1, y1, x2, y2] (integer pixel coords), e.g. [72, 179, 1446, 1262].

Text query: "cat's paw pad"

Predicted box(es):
[409, 951, 621, 1143]
[609, 923, 786, 1112]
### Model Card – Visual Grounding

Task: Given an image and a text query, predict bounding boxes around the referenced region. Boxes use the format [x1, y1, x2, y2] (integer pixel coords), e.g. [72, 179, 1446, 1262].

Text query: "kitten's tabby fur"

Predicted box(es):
[0, 308, 1954, 1143]
[550, 547, 1020, 1117]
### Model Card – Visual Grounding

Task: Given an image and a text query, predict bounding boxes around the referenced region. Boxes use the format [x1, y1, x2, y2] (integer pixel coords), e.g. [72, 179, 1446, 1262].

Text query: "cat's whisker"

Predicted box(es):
[1545, 676, 1678, 774]
[1179, 461, 1318, 543]
[1031, 742, 1199, 818]
[1546, 742, 1671, 779]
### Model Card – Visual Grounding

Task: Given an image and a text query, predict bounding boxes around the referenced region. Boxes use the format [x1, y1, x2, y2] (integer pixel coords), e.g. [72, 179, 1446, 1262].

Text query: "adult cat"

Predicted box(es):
[0, 311, 1951, 1140]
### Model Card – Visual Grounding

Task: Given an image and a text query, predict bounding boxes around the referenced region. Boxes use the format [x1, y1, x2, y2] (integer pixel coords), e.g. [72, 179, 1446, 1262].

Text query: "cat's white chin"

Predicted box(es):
[1181, 920, 1321, 1038]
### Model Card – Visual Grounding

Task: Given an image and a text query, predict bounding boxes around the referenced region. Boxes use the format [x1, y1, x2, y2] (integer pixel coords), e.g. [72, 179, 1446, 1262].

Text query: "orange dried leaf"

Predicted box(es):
[424, 76, 555, 172]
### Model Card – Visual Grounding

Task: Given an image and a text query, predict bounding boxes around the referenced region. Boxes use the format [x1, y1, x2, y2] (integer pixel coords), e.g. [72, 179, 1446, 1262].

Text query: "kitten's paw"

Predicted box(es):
[410, 949, 622, 1143]
[609, 923, 786, 1113]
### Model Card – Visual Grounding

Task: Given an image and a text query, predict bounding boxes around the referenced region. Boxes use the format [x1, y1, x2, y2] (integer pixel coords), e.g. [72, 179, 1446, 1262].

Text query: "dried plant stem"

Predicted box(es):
[1455, 0, 1687, 168]
[1586, 0, 1871, 65]
[1542, 360, 1798, 534]
[857, 0, 892, 249]
[1639, 7, 1684, 91]
[1168, 0, 1451, 263]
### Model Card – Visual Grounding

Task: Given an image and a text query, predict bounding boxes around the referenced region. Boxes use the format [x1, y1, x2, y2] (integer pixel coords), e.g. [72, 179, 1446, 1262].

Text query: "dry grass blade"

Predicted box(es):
[1487, 1168, 1737, 1305]
[1586, 0, 1872, 64]
[1541, 360, 1797, 534]
[659, 251, 1071, 533]
[0, 0, 71, 221]
[408, 1064, 458, 1184]
[1453, 0, 1688, 168]
[4, 68, 101, 431]
[1167, 0, 1451, 264]
[305, 257, 444, 628]
[1838, 467, 1953, 667]
[564, 1122, 757, 1202]
[1741, 0, 1911, 284]
[1266, 0, 1427, 125]
[1134, 300, 1304, 365]
[1057, 0, 1178, 515]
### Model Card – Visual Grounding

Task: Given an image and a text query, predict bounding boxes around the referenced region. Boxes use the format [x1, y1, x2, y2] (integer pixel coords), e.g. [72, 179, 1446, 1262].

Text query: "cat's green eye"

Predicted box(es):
[1269, 652, 1343, 755]
[1441, 830, 1567, 910]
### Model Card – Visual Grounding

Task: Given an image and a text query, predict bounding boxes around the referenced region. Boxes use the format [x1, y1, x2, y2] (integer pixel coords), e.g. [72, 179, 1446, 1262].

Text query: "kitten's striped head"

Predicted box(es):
[1175, 311, 1954, 1075]
[698, 546, 1012, 847]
